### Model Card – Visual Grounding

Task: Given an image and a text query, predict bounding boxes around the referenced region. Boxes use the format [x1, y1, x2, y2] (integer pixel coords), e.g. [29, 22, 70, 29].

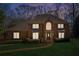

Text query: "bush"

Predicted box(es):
[22, 38, 28, 44]
[54, 38, 70, 42]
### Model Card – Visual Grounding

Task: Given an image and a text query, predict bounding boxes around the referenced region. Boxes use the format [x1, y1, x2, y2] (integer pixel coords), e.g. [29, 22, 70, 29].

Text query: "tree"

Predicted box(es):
[0, 8, 5, 35]
[73, 15, 79, 38]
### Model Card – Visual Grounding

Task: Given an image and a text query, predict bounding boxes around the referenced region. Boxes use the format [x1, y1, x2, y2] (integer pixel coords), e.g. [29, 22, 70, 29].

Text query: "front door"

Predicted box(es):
[46, 32, 52, 40]
[47, 33, 51, 40]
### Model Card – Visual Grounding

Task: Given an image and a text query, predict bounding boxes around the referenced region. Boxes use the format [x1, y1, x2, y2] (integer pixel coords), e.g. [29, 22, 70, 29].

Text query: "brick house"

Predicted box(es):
[5, 14, 70, 43]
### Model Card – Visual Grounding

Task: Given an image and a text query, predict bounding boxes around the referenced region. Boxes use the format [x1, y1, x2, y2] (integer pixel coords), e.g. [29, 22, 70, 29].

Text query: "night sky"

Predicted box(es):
[0, 3, 73, 11]
[0, 3, 79, 26]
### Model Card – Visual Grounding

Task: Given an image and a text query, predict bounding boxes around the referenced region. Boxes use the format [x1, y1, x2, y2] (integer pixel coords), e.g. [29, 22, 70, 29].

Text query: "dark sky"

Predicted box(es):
[10, 3, 57, 10]
[0, 3, 76, 12]
[0, 3, 61, 10]
[1, 3, 79, 22]
[1, 3, 79, 26]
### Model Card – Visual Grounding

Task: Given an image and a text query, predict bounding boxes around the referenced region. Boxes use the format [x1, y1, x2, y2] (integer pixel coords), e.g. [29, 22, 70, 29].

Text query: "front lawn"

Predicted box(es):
[0, 41, 47, 51]
[0, 39, 79, 56]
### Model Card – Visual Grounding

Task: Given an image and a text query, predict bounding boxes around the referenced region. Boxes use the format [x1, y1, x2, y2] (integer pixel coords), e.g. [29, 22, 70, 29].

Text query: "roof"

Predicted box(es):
[6, 14, 67, 31]
[6, 22, 28, 31]
[26, 14, 66, 24]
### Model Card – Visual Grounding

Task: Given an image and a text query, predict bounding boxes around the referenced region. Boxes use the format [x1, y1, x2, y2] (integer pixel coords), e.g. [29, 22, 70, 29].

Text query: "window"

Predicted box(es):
[58, 24, 64, 28]
[32, 24, 39, 29]
[46, 22, 52, 30]
[58, 32, 64, 39]
[47, 33, 50, 37]
[13, 32, 20, 39]
[33, 32, 39, 39]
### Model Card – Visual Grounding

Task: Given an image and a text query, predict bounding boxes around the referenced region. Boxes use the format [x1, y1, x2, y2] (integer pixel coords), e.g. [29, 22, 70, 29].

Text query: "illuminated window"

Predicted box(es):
[13, 32, 19, 39]
[33, 32, 39, 39]
[46, 22, 52, 30]
[58, 32, 64, 39]
[32, 24, 39, 29]
[48, 33, 50, 37]
[58, 24, 64, 28]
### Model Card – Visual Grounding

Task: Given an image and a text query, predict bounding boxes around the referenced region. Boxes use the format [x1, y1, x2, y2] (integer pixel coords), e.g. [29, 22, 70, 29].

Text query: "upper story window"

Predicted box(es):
[46, 22, 52, 30]
[13, 32, 20, 39]
[58, 24, 64, 29]
[32, 24, 39, 29]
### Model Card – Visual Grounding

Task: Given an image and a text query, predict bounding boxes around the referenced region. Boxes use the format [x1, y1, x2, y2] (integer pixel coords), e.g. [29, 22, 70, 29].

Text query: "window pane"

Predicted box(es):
[33, 33, 35, 39]
[35, 33, 39, 39]
[33, 24, 36, 28]
[61, 33, 64, 38]
[58, 33, 61, 38]
[32, 24, 39, 29]
[33, 32, 39, 39]
[13, 33, 16, 38]
[35, 24, 39, 28]
[16, 33, 19, 38]
[61, 24, 64, 28]
[58, 24, 64, 28]
[46, 22, 51, 30]
[58, 32, 64, 39]
[13, 32, 19, 39]
[58, 24, 61, 28]
[48, 33, 50, 37]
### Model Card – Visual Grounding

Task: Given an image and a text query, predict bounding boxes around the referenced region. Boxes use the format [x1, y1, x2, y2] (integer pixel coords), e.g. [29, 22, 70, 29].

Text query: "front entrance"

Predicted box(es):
[46, 33, 51, 40]
[45, 32, 53, 42]
[45, 21, 53, 42]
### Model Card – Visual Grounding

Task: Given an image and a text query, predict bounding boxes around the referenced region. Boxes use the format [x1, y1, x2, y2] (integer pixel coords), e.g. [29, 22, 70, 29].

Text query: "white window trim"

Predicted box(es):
[32, 32, 39, 40]
[58, 32, 64, 39]
[32, 24, 39, 29]
[13, 32, 20, 39]
[58, 24, 64, 28]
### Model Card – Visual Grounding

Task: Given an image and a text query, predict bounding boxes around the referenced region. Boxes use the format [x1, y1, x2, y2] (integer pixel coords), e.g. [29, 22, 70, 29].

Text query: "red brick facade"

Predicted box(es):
[5, 14, 70, 43]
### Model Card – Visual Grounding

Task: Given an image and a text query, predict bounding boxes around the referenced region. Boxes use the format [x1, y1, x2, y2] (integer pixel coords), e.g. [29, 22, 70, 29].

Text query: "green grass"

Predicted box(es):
[0, 39, 79, 56]
[0, 43, 45, 51]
